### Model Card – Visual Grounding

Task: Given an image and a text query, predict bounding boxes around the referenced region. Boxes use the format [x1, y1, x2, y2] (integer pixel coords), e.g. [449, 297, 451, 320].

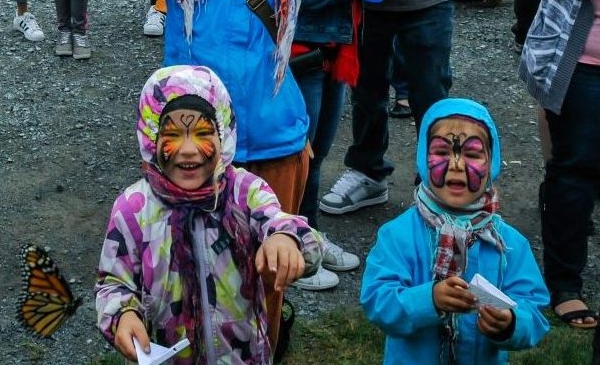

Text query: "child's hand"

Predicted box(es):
[115, 311, 150, 361]
[256, 233, 305, 292]
[433, 276, 477, 313]
[477, 305, 514, 339]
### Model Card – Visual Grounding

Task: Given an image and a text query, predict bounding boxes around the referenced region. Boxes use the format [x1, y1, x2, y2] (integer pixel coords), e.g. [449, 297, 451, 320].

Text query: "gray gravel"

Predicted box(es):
[0, 0, 599, 364]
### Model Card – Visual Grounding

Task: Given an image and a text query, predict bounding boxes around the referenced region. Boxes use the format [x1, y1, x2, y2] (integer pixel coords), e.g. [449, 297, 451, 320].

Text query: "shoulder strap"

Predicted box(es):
[246, 0, 278, 43]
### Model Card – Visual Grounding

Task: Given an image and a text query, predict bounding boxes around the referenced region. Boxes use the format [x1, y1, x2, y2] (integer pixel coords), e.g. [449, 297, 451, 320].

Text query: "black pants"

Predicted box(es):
[511, 0, 541, 44]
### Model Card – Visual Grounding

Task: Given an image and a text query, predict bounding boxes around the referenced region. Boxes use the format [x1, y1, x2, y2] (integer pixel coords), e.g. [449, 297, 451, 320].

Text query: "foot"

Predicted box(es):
[143, 6, 165, 37]
[554, 299, 598, 328]
[389, 99, 412, 119]
[319, 169, 388, 215]
[13, 12, 45, 42]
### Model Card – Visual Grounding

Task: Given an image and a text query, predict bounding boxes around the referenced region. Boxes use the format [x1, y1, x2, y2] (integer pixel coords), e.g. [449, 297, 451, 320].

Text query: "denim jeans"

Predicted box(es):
[345, 3, 453, 181]
[542, 63, 600, 298]
[390, 36, 409, 101]
[55, 0, 88, 34]
[297, 68, 347, 228]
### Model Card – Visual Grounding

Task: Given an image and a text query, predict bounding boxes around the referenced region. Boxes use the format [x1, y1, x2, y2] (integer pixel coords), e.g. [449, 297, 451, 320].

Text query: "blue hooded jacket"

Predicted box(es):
[163, 0, 309, 163]
[361, 98, 550, 365]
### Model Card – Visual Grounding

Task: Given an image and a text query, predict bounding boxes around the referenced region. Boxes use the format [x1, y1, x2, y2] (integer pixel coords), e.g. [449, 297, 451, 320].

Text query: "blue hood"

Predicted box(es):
[416, 98, 502, 186]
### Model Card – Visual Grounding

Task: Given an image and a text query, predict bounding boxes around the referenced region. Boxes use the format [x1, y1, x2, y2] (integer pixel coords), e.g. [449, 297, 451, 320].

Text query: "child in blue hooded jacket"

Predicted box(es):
[360, 98, 550, 365]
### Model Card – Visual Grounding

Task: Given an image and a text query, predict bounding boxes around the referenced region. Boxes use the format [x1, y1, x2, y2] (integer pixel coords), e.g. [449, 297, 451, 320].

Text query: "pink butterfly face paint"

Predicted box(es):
[427, 118, 491, 208]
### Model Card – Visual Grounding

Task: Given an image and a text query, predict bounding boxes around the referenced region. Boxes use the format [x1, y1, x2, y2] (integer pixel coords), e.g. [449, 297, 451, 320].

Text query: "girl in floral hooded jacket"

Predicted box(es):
[94, 65, 322, 365]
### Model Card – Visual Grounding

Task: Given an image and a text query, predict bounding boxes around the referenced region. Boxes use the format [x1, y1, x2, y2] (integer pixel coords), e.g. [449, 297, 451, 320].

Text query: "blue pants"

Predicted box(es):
[542, 63, 600, 298]
[345, 3, 453, 181]
[390, 36, 409, 101]
[297, 69, 347, 228]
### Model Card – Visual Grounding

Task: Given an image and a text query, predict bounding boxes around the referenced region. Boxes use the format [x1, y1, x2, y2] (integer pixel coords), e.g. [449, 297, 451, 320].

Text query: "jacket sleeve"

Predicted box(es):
[360, 216, 444, 337]
[94, 193, 144, 345]
[493, 227, 550, 350]
[242, 172, 322, 277]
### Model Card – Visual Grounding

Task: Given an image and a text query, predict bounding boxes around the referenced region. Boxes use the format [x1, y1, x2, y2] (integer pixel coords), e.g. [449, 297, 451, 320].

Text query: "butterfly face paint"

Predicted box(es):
[427, 118, 490, 208]
[156, 108, 220, 190]
[428, 135, 488, 192]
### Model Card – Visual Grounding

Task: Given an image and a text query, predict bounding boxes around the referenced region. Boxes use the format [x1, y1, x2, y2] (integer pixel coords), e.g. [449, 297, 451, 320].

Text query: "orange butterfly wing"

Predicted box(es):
[17, 244, 82, 338]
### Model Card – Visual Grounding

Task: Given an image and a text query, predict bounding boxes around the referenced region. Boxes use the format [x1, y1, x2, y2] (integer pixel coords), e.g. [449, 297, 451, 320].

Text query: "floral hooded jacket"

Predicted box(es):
[94, 66, 322, 365]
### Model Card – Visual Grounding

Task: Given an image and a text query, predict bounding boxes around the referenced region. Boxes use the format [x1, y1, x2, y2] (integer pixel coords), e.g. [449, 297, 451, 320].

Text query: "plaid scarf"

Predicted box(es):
[414, 184, 505, 280]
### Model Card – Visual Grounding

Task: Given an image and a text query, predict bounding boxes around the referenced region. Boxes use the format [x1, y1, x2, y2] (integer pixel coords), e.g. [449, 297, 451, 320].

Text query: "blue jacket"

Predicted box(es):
[294, 0, 353, 44]
[164, 0, 309, 163]
[361, 98, 550, 365]
[360, 207, 550, 365]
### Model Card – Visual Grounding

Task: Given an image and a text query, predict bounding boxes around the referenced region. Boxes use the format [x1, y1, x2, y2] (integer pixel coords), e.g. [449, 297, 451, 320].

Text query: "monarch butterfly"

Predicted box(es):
[16, 244, 82, 338]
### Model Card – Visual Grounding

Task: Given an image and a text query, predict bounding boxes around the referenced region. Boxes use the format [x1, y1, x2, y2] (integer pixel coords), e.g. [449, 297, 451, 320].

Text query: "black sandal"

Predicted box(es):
[552, 292, 599, 329]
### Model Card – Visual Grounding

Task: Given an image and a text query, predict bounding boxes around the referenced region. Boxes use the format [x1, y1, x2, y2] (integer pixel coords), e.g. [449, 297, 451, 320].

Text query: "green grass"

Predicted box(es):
[91, 307, 595, 365]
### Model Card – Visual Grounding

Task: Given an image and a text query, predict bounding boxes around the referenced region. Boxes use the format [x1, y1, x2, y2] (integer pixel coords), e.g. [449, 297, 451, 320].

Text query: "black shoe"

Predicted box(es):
[389, 101, 412, 119]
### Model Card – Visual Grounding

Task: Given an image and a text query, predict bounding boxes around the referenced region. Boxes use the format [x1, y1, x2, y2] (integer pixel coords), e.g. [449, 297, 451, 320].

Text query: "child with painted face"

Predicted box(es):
[94, 65, 322, 365]
[361, 98, 550, 365]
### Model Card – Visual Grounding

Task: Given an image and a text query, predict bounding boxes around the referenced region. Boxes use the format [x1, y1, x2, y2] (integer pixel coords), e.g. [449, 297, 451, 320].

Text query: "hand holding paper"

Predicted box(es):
[468, 273, 516, 311]
[133, 337, 190, 365]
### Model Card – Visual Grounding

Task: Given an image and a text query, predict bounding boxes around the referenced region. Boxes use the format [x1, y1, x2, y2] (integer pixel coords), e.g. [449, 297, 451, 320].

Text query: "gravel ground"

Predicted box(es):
[0, 0, 599, 364]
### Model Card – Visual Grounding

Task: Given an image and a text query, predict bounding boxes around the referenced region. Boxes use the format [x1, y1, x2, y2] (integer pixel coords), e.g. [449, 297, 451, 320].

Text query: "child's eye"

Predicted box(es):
[430, 149, 450, 157]
[161, 132, 181, 138]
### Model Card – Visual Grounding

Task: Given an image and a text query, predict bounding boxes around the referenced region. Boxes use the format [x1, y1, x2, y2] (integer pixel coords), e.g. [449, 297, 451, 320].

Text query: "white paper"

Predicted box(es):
[468, 273, 516, 311]
[133, 338, 190, 365]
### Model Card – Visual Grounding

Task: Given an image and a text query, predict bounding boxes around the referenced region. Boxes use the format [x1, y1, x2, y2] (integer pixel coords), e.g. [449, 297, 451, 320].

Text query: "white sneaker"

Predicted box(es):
[13, 12, 45, 42]
[291, 266, 339, 291]
[321, 233, 360, 271]
[319, 169, 388, 215]
[143, 6, 165, 36]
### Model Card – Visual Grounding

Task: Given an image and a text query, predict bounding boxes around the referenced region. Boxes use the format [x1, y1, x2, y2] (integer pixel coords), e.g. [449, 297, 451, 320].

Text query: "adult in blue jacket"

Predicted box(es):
[361, 98, 549, 365]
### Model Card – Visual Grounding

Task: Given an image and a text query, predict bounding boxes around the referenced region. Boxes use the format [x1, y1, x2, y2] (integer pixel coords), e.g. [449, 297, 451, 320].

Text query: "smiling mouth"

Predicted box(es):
[177, 163, 201, 170]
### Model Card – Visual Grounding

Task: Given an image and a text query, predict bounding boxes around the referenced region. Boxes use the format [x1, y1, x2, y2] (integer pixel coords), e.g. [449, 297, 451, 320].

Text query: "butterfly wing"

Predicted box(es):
[17, 292, 82, 338]
[17, 244, 82, 338]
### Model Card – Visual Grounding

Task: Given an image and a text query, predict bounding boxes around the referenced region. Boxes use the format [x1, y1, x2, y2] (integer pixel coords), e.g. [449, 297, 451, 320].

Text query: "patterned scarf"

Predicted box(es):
[144, 162, 268, 363]
[414, 184, 505, 279]
[414, 183, 505, 365]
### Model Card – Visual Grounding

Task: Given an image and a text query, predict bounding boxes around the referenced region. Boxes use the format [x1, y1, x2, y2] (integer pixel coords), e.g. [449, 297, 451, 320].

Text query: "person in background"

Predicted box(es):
[290, 0, 362, 291]
[13, 0, 44, 41]
[519, 0, 600, 329]
[95, 65, 322, 364]
[144, 0, 166, 37]
[319, 0, 453, 216]
[361, 98, 550, 365]
[54, 0, 91, 59]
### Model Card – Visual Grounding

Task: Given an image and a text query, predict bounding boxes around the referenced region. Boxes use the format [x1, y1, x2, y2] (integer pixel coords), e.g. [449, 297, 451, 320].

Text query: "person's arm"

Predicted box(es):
[491, 227, 550, 350]
[94, 193, 146, 346]
[360, 217, 444, 337]
[240, 171, 322, 278]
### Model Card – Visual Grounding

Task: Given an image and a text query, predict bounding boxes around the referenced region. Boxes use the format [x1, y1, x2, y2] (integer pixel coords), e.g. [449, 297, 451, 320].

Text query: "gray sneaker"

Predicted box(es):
[72, 33, 91, 60]
[55, 30, 72, 56]
[291, 266, 339, 291]
[319, 169, 388, 214]
[321, 233, 360, 271]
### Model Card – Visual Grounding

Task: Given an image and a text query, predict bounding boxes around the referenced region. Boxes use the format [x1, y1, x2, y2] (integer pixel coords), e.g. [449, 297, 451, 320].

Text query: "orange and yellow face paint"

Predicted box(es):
[157, 111, 218, 167]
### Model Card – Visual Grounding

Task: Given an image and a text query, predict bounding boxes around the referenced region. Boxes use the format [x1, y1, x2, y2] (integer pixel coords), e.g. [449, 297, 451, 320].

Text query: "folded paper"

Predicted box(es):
[133, 337, 190, 365]
[468, 273, 516, 311]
